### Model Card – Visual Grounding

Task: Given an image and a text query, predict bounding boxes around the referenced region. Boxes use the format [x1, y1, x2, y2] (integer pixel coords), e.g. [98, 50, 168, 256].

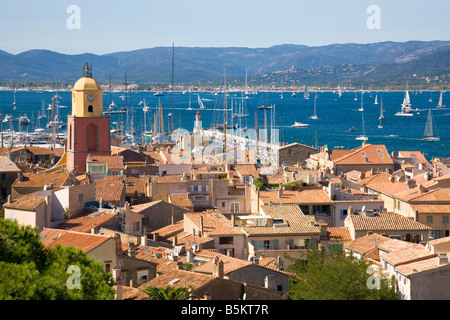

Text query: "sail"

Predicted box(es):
[437, 91, 443, 108]
[423, 108, 439, 140]
[198, 94, 205, 108]
[404, 91, 411, 105]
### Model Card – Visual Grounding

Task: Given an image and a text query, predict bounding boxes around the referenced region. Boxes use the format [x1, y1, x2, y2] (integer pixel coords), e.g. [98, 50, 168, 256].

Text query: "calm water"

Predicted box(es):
[0, 89, 448, 159]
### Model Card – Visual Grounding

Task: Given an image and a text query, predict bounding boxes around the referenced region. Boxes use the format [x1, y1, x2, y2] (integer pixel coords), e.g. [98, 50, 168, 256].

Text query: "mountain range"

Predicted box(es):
[0, 41, 449, 87]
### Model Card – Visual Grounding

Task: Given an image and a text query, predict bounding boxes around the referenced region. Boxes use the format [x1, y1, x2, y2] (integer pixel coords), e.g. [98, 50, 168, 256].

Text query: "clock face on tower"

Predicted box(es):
[87, 94, 95, 101]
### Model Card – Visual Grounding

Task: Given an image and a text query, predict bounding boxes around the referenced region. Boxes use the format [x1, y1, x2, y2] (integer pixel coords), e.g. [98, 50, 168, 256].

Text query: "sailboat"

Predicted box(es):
[395, 91, 414, 116]
[358, 91, 364, 111]
[437, 91, 445, 108]
[198, 94, 205, 109]
[356, 111, 368, 141]
[428, 91, 433, 102]
[423, 108, 440, 141]
[378, 97, 384, 129]
[187, 89, 192, 110]
[374, 94, 378, 105]
[338, 85, 342, 98]
[304, 85, 309, 99]
[12, 90, 17, 110]
[354, 91, 358, 101]
[309, 94, 318, 119]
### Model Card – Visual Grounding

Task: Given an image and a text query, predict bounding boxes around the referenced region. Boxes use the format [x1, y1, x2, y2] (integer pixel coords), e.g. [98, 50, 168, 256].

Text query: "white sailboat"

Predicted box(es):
[358, 91, 364, 111]
[437, 91, 445, 108]
[198, 94, 205, 109]
[423, 108, 440, 141]
[303, 85, 309, 99]
[374, 94, 378, 105]
[187, 89, 192, 110]
[309, 94, 318, 119]
[354, 91, 358, 101]
[338, 85, 342, 98]
[395, 91, 414, 116]
[356, 111, 368, 141]
[378, 96, 384, 129]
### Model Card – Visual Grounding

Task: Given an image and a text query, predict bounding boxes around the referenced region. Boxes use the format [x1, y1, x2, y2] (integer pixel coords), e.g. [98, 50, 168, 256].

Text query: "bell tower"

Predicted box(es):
[67, 63, 111, 173]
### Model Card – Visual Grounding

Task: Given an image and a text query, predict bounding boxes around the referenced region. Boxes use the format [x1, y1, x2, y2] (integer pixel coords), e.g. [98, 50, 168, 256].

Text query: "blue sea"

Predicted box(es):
[0, 89, 448, 159]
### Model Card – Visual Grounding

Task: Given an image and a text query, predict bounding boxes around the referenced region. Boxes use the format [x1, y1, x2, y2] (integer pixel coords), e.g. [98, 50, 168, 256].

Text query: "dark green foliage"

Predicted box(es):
[287, 246, 399, 300]
[0, 218, 115, 300]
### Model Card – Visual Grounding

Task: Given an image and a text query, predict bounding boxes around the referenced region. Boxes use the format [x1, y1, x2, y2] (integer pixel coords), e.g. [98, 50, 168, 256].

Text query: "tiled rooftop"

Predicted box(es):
[258, 188, 333, 205]
[168, 193, 194, 209]
[3, 192, 46, 210]
[348, 211, 431, 231]
[40, 228, 112, 253]
[56, 210, 116, 233]
[185, 210, 245, 236]
[12, 172, 69, 188]
[95, 176, 125, 202]
[89, 155, 124, 170]
[241, 204, 322, 236]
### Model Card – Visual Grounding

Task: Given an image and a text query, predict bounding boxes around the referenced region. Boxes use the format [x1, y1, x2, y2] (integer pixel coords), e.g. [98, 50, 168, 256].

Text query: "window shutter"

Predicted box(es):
[272, 240, 279, 250]
[340, 210, 344, 220]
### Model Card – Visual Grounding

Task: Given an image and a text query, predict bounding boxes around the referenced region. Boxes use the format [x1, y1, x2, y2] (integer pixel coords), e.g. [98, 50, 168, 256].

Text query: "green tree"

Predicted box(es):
[0, 218, 115, 300]
[287, 246, 398, 300]
[141, 286, 199, 300]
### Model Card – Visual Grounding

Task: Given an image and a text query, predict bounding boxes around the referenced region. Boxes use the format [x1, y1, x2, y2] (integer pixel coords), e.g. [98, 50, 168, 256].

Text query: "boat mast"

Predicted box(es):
[171, 43, 175, 133]
[223, 67, 227, 155]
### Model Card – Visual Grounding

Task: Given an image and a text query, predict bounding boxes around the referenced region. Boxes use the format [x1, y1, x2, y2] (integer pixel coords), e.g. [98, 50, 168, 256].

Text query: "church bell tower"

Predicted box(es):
[66, 63, 111, 173]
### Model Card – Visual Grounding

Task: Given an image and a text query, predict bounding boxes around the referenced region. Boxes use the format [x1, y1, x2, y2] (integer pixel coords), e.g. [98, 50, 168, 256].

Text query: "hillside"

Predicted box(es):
[0, 41, 449, 86]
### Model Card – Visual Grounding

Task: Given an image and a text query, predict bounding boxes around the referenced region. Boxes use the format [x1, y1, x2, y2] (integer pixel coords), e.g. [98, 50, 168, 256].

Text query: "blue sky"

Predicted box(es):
[0, 0, 449, 54]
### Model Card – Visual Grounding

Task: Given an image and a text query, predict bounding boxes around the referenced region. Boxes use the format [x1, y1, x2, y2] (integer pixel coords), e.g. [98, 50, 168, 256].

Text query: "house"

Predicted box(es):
[125, 176, 150, 205]
[240, 203, 322, 269]
[344, 210, 431, 242]
[191, 250, 289, 293]
[40, 228, 118, 273]
[184, 210, 247, 259]
[168, 193, 194, 211]
[8, 146, 56, 167]
[251, 185, 334, 225]
[306, 144, 394, 175]
[131, 200, 191, 234]
[4, 183, 97, 231]
[10, 172, 76, 200]
[426, 236, 450, 254]
[278, 142, 317, 167]
[344, 233, 450, 300]
[94, 176, 126, 208]
[86, 155, 124, 181]
[133, 266, 286, 300]
[0, 156, 21, 202]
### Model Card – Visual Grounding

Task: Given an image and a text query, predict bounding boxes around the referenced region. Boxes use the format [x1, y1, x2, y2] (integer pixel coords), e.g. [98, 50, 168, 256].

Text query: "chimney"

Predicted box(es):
[212, 256, 224, 278]
[407, 179, 417, 189]
[278, 184, 283, 198]
[187, 248, 194, 263]
[264, 275, 274, 290]
[418, 184, 427, 194]
[152, 232, 159, 242]
[127, 242, 136, 258]
[141, 234, 147, 246]
[7, 195, 11, 204]
[276, 256, 283, 271]
[200, 215, 204, 237]
[389, 174, 395, 182]
[226, 248, 234, 257]
[367, 231, 374, 236]
[253, 256, 259, 265]
[231, 214, 235, 227]
[114, 233, 123, 255]
[172, 237, 178, 247]
[90, 224, 99, 234]
[358, 171, 365, 180]
[348, 206, 355, 216]
[176, 261, 184, 270]
[112, 266, 122, 300]
[438, 253, 448, 266]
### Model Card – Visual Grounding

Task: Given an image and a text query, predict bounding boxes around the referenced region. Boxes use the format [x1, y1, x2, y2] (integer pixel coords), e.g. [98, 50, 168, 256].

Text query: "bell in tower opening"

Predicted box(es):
[66, 63, 111, 173]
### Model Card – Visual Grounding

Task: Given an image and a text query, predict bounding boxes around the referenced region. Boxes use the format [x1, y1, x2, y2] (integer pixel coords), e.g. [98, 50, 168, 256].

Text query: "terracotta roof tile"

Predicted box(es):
[241, 204, 322, 235]
[56, 210, 116, 233]
[138, 269, 215, 290]
[40, 228, 112, 253]
[326, 227, 352, 242]
[185, 210, 245, 236]
[95, 177, 125, 202]
[89, 155, 124, 170]
[344, 233, 391, 255]
[332, 144, 393, 165]
[168, 193, 193, 209]
[12, 172, 70, 188]
[395, 256, 446, 276]
[0, 156, 21, 172]
[3, 192, 46, 210]
[380, 246, 436, 266]
[348, 211, 431, 231]
[126, 176, 148, 195]
[259, 188, 333, 205]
